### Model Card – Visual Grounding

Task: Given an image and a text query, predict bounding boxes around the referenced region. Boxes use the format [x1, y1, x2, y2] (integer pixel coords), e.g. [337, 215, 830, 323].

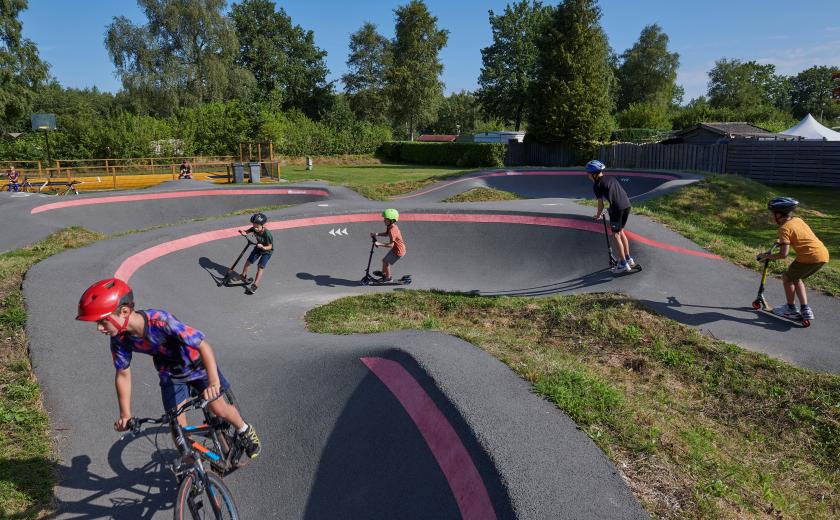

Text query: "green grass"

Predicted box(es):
[0, 228, 104, 518]
[279, 163, 478, 200]
[442, 187, 522, 203]
[306, 290, 840, 519]
[629, 174, 839, 296]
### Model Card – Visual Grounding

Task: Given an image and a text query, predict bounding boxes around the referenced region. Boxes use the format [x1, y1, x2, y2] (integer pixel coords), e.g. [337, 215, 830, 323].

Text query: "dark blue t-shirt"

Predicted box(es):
[593, 176, 631, 212]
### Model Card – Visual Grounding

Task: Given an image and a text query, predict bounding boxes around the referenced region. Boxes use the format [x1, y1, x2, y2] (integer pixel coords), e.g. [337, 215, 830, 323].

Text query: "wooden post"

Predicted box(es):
[269, 142, 273, 161]
[239, 143, 243, 162]
[248, 143, 253, 161]
[55, 160, 61, 179]
[112, 165, 117, 189]
[171, 164, 176, 180]
[37, 161, 42, 176]
[258, 143, 262, 162]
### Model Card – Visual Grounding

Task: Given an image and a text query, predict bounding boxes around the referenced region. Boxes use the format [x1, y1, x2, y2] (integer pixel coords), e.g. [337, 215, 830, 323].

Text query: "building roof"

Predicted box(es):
[663, 122, 800, 143]
[416, 134, 458, 142]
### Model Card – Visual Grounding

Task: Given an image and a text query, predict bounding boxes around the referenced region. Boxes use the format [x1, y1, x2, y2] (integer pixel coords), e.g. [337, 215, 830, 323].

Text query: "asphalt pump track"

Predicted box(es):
[17, 170, 840, 518]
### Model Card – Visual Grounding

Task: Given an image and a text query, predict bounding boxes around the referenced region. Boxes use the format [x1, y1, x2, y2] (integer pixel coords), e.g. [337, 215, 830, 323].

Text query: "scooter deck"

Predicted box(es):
[753, 306, 810, 327]
[362, 275, 412, 286]
[609, 263, 643, 276]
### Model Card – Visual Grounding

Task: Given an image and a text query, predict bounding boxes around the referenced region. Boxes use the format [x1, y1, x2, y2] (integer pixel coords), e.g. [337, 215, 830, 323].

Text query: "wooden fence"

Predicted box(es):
[726, 141, 840, 187]
[505, 141, 840, 186]
[596, 143, 727, 173]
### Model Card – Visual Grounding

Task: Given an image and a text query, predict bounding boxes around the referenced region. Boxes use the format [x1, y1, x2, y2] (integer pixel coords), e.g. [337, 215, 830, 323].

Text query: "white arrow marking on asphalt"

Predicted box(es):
[329, 229, 336, 236]
[341, 228, 348, 235]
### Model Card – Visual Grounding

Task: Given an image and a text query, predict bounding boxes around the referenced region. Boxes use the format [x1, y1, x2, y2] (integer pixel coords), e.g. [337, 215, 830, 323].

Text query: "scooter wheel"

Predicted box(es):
[361, 278, 371, 286]
[751, 300, 762, 310]
[801, 319, 811, 328]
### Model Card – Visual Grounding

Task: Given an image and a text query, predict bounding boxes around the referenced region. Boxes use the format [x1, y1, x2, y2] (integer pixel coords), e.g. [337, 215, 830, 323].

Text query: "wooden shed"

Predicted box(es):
[662, 122, 799, 145]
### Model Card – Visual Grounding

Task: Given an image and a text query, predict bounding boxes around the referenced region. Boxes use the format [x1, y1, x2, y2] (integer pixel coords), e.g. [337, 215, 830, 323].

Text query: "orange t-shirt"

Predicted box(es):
[778, 217, 829, 264]
[388, 224, 406, 257]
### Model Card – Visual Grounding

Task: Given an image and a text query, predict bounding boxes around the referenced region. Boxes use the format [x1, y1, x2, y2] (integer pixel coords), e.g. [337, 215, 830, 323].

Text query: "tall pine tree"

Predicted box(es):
[526, 0, 613, 147]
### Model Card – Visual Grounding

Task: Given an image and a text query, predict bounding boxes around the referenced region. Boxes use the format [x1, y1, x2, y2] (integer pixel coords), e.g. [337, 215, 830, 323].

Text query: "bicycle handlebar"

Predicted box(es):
[126, 393, 224, 433]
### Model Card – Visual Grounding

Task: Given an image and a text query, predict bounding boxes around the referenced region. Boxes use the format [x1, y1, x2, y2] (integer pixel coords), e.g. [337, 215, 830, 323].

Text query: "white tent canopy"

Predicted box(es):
[781, 113, 840, 141]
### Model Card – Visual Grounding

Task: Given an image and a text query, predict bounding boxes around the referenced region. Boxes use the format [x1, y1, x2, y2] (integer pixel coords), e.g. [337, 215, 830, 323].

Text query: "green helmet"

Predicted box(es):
[382, 208, 399, 221]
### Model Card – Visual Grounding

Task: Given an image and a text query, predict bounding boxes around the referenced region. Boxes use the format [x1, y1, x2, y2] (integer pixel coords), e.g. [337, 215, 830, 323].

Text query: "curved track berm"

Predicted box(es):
[20, 170, 840, 518]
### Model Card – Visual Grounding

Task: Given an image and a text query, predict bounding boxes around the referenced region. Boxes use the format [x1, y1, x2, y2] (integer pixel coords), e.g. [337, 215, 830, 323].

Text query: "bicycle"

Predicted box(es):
[126, 391, 245, 519]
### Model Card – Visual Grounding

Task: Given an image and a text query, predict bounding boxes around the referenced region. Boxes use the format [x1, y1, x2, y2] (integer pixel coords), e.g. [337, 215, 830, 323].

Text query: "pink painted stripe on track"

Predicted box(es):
[30, 188, 329, 214]
[360, 356, 497, 520]
[114, 212, 721, 282]
[392, 169, 680, 200]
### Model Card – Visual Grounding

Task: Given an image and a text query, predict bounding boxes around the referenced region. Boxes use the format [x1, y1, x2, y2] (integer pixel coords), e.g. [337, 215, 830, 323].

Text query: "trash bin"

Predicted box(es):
[248, 162, 261, 183]
[231, 162, 245, 183]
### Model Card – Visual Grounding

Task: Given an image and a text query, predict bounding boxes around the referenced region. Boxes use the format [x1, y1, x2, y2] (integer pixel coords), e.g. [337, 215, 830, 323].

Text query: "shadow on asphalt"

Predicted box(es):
[54, 427, 178, 518]
[474, 268, 614, 297]
[640, 296, 797, 331]
[297, 272, 362, 288]
[303, 350, 516, 520]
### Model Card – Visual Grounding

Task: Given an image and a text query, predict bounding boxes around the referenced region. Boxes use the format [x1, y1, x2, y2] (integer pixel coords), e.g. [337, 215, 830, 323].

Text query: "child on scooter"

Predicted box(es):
[756, 197, 829, 320]
[236, 213, 273, 295]
[370, 209, 406, 282]
[586, 160, 635, 273]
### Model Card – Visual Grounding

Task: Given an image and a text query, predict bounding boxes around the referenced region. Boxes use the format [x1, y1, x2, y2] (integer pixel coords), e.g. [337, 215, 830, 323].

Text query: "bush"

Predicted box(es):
[259, 109, 391, 156]
[611, 128, 672, 143]
[377, 141, 506, 167]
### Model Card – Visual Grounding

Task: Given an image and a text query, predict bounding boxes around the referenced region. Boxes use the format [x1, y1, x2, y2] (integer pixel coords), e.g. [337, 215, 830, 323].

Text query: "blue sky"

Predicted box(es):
[20, 0, 840, 103]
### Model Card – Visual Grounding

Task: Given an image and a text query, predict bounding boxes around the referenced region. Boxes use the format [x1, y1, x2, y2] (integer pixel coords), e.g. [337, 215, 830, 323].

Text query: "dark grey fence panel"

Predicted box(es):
[726, 141, 840, 187]
[505, 140, 840, 187]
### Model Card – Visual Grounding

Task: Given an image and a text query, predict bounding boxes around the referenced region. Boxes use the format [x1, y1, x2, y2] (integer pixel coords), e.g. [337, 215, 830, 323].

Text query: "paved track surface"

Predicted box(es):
[18, 170, 840, 519]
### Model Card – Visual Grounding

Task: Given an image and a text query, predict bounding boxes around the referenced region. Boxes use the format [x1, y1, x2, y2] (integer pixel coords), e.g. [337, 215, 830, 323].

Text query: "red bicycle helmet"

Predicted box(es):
[77, 278, 134, 332]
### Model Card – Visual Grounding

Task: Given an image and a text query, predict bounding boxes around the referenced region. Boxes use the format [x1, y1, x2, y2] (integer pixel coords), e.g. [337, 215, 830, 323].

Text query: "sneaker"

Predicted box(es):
[246, 284, 258, 294]
[772, 304, 800, 318]
[799, 306, 815, 320]
[626, 257, 636, 268]
[611, 262, 632, 273]
[237, 424, 261, 459]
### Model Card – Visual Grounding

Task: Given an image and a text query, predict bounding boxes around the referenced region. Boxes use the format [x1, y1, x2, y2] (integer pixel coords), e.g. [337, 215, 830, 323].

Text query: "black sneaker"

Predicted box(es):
[246, 284, 258, 295]
[237, 424, 261, 459]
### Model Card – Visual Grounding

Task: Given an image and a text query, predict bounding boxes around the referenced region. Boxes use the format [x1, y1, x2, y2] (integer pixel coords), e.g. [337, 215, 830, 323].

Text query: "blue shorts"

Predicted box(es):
[247, 247, 272, 269]
[160, 368, 230, 412]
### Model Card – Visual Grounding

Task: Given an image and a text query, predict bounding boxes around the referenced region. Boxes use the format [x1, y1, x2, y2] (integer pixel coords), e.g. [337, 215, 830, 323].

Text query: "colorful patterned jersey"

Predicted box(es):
[110, 309, 207, 382]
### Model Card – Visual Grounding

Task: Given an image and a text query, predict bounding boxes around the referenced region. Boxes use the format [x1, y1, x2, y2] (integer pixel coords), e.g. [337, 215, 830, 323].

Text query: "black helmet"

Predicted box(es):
[250, 212, 268, 225]
[767, 197, 798, 213]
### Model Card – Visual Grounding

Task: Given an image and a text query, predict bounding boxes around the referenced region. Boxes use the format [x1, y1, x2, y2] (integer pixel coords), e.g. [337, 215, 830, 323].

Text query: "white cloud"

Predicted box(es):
[756, 40, 840, 75]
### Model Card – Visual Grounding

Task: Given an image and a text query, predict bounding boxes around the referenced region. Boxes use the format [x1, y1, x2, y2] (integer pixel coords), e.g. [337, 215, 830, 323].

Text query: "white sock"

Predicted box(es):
[237, 424, 249, 434]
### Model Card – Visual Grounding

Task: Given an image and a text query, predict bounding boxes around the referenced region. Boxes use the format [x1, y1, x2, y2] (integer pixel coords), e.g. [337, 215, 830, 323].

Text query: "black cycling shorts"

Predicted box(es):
[608, 207, 630, 232]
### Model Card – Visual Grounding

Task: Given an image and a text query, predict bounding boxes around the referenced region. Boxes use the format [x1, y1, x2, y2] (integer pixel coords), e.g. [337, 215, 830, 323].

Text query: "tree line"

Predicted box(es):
[1, 0, 839, 162]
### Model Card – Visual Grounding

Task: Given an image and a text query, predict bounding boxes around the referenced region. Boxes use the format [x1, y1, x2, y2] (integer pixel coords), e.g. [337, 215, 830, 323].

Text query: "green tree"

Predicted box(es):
[105, 0, 253, 116]
[231, 0, 332, 118]
[476, 0, 548, 131]
[429, 91, 481, 134]
[615, 24, 679, 111]
[707, 58, 788, 112]
[0, 0, 48, 130]
[526, 0, 613, 146]
[616, 102, 671, 130]
[385, 0, 449, 141]
[342, 22, 391, 125]
[790, 65, 840, 121]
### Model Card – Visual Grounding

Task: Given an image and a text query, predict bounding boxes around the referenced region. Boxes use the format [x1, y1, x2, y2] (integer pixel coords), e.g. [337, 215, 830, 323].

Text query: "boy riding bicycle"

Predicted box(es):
[76, 278, 261, 459]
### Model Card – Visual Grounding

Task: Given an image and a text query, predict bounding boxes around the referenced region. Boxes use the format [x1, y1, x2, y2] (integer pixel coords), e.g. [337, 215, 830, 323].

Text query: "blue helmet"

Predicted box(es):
[585, 160, 606, 174]
[767, 197, 798, 213]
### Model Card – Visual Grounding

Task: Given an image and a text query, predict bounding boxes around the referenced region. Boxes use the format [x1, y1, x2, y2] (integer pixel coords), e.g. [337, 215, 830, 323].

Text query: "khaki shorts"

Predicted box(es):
[786, 260, 825, 282]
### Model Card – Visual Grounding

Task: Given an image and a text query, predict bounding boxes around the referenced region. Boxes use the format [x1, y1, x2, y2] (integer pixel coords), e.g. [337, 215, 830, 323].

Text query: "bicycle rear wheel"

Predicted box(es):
[174, 471, 239, 520]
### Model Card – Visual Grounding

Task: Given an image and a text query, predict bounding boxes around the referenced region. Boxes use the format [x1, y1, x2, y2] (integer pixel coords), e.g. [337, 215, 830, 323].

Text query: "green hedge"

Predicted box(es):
[377, 141, 506, 167]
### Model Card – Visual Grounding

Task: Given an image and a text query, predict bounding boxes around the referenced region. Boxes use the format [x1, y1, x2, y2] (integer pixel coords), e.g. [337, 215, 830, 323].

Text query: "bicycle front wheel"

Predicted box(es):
[174, 471, 239, 520]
